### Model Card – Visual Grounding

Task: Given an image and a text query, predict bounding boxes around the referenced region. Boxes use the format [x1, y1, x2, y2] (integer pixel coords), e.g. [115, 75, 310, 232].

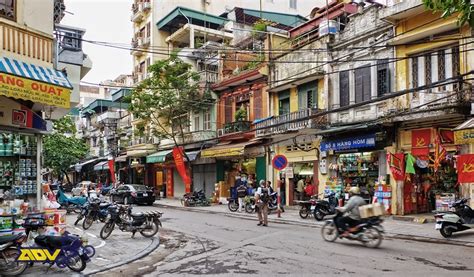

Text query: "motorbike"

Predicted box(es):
[227, 197, 239, 212]
[82, 199, 111, 230]
[181, 190, 209, 207]
[244, 196, 256, 213]
[298, 198, 317, 219]
[34, 233, 95, 272]
[245, 192, 280, 214]
[435, 198, 474, 238]
[313, 192, 338, 221]
[0, 234, 28, 276]
[74, 201, 90, 226]
[100, 204, 162, 240]
[57, 186, 87, 214]
[321, 210, 384, 248]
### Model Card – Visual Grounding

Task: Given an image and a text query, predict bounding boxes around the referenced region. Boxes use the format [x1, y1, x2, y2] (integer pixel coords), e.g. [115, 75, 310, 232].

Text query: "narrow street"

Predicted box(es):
[95, 206, 474, 277]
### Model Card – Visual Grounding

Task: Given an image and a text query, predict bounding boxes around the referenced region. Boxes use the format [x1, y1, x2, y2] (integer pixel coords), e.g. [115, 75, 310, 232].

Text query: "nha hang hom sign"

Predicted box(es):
[320, 134, 376, 151]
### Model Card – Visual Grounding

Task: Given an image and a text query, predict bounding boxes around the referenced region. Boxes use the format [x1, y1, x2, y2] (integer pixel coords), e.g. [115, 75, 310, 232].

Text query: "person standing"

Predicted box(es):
[296, 178, 305, 200]
[255, 181, 271, 226]
[236, 181, 247, 212]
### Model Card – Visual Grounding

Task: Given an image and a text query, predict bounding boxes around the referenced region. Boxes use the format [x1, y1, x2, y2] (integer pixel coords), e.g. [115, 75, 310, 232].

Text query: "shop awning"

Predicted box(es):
[127, 148, 156, 158]
[454, 118, 474, 144]
[0, 57, 72, 108]
[146, 150, 173, 164]
[93, 161, 109, 171]
[201, 140, 261, 158]
[115, 155, 128, 162]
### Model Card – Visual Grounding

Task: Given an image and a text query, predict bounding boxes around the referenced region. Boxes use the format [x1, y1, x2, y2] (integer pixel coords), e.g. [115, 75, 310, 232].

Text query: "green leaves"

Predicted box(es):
[423, 0, 474, 27]
[43, 132, 88, 176]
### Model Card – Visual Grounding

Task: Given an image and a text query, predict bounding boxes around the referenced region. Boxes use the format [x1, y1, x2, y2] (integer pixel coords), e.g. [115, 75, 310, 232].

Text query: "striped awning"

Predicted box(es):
[93, 161, 109, 171]
[0, 57, 72, 89]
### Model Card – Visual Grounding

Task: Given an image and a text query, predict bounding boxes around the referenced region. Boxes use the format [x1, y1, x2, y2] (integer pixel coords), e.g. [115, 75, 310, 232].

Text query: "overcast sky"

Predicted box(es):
[61, 0, 133, 84]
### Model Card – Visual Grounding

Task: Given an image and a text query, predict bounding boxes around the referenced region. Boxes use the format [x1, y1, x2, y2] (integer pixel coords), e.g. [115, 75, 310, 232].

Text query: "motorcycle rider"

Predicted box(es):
[335, 186, 366, 237]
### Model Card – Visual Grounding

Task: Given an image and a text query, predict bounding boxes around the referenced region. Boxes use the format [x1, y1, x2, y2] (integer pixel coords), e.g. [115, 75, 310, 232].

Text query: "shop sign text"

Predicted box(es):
[321, 134, 376, 151]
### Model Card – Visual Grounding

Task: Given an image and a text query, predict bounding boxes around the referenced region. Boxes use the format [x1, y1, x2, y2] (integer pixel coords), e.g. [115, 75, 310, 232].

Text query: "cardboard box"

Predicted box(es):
[359, 203, 385, 218]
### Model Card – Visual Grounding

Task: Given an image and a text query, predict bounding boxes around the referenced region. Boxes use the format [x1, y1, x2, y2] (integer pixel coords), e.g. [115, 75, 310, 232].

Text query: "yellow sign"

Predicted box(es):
[201, 146, 244, 158]
[454, 129, 474, 144]
[17, 249, 61, 262]
[0, 73, 70, 108]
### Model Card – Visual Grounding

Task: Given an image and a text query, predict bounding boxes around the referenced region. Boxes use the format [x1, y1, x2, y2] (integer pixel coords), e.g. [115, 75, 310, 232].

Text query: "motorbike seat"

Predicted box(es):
[99, 203, 111, 209]
[0, 234, 22, 245]
[131, 212, 145, 218]
[34, 235, 77, 249]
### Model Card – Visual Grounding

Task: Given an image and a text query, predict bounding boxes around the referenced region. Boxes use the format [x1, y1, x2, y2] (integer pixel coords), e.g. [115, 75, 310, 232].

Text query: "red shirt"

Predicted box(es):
[305, 184, 315, 196]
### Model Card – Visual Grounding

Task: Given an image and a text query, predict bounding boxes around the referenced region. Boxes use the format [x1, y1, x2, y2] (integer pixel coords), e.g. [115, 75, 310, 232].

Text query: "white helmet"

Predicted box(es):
[349, 186, 360, 195]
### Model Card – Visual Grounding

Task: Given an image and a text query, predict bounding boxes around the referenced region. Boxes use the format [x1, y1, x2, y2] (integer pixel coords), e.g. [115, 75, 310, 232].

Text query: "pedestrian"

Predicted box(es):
[296, 177, 305, 200]
[236, 180, 247, 212]
[255, 181, 271, 226]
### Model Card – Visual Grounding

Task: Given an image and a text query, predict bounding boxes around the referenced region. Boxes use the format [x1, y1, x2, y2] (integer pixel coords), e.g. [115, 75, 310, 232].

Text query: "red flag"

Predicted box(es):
[431, 133, 447, 172]
[108, 159, 116, 183]
[412, 129, 431, 148]
[457, 154, 474, 183]
[172, 147, 192, 193]
[387, 153, 405, 181]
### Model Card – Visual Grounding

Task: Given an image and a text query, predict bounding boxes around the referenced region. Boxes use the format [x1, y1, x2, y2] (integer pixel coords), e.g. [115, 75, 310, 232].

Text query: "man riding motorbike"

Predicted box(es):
[335, 186, 366, 237]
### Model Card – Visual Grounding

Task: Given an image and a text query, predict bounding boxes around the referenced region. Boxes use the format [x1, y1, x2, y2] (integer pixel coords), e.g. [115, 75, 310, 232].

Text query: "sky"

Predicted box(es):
[61, 0, 133, 84]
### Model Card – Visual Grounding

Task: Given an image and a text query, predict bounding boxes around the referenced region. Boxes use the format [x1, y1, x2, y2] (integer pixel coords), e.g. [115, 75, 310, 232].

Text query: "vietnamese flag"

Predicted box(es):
[412, 129, 431, 148]
[457, 154, 474, 183]
[173, 147, 192, 193]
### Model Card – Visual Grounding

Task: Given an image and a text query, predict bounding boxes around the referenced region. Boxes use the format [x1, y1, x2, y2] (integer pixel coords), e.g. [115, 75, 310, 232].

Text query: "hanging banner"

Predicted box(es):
[438, 128, 454, 144]
[387, 153, 405, 181]
[107, 159, 116, 183]
[457, 154, 474, 183]
[320, 134, 376, 151]
[412, 129, 431, 148]
[173, 147, 191, 193]
[454, 129, 474, 144]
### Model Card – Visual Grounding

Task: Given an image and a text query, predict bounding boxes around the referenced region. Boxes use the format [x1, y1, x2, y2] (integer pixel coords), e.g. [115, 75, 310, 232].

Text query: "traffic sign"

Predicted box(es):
[272, 155, 288, 171]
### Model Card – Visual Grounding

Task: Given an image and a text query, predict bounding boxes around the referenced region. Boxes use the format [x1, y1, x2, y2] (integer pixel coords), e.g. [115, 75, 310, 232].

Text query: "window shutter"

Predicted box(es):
[339, 71, 349, 107]
[298, 90, 307, 110]
[355, 69, 363, 103]
[362, 66, 371, 101]
[377, 59, 390, 96]
[225, 97, 233, 123]
[253, 89, 262, 120]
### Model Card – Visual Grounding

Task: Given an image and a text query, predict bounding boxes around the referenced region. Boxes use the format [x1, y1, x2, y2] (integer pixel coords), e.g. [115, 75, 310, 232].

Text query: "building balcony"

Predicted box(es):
[255, 108, 327, 137]
[131, 3, 144, 23]
[198, 70, 218, 84]
[140, 36, 151, 48]
[130, 39, 143, 56]
[128, 136, 159, 146]
[380, 0, 424, 22]
[97, 111, 121, 124]
[219, 121, 252, 137]
[180, 130, 216, 143]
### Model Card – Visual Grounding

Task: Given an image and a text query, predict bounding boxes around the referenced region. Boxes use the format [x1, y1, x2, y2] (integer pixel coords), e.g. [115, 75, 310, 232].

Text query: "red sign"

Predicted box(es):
[457, 154, 474, 183]
[388, 153, 405, 181]
[166, 168, 174, 197]
[412, 129, 431, 148]
[272, 155, 288, 171]
[173, 147, 192, 193]
[439, 128, 454, 144]
[108, 159, 116, 183]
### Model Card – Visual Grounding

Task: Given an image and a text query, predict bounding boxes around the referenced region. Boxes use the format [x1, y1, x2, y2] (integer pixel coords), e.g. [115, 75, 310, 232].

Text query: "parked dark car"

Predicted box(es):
[110, 184, 155, 206]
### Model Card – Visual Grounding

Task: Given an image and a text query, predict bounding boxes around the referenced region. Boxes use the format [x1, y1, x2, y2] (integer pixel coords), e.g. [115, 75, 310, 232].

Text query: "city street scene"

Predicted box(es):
[0, 0, 473, 276]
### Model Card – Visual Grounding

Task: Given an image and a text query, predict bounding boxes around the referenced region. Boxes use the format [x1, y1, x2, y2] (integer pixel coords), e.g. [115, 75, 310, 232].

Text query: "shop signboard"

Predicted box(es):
[454, 129, 474, 144]
[320, 134, 376, 151]
[0, 96, 47, 131]
[285, 167, 294, 178]
[272, 155, 288, 170]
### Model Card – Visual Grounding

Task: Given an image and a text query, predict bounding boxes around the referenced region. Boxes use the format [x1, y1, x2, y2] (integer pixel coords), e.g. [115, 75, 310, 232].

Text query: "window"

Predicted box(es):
[377, 59, 390, 96]
[424, 54, 432, 92]
[354, 65, 371, 103]
[339, 71, 349, 107]
[438, 50, 446, 91]
[194, 115, 200, 131]
[139, 61, 145, 73]
[253, 89, 262, 120]
[289, 0, 297, 9]
[0, 0, 15, 21]
[224, 97, 233, 124]
[298, 82, 317, 110]
[452, 46, 460, 90]
[278, 90, 291, 115]
[204, 112, 211, 130]
[146, 22, 151, 37]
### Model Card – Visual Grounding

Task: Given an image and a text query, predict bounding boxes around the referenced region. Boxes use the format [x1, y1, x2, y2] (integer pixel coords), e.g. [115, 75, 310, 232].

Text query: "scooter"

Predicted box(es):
[321, 210, 384, 248]
[313, 192, 338, 221]
[57, 186, 87, 214]
[435, 198, 474, 238]
[82, 199, 111, 230]
[298, 198, 317, 219]
[0, 234, 28, 276]
[181, 190, 209, 207]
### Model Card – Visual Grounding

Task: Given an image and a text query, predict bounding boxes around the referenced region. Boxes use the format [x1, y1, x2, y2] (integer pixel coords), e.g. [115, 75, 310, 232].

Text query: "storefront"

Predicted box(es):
[320, 132, 389, 205]
[454, 119, 474, 208]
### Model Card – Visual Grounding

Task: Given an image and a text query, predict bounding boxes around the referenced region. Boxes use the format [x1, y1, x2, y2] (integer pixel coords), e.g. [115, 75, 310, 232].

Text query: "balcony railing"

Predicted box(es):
[55, 24, 85, 51]
[220, 121, 252, 137]
[180, 130, 216, 143]
[198, 70, 218, 84]
[255, 108, 327, 137]
[131, 3, 144, 23]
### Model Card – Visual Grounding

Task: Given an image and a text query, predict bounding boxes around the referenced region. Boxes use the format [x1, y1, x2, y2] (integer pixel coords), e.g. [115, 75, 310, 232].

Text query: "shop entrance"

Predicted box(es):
[290, 162, 315, 203]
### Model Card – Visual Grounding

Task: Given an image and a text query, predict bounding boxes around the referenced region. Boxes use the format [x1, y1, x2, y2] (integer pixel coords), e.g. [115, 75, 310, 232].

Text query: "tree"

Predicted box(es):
[43, 115, 89, 183]
[423, 0, 474, 27]
[128, 55, 214, 189]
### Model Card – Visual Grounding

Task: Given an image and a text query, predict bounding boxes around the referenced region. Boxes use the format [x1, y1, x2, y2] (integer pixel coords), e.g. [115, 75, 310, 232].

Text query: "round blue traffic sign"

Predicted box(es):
[272, 155, 288, 171]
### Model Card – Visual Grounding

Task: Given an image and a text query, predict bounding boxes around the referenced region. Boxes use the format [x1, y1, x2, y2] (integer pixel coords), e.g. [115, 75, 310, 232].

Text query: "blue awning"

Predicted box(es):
[0, 57, 72, 89]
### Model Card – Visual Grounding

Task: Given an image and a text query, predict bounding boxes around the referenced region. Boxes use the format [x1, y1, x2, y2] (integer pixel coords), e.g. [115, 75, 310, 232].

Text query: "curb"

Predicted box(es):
[84, 236, 161, 276]
[154, 203, 474, 248]
[392, 215, 436, 224]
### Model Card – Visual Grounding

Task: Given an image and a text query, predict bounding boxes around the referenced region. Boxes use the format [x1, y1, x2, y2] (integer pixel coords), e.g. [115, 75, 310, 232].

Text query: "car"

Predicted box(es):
[110, 184, 155, 206]
[72, 181, 95, 196]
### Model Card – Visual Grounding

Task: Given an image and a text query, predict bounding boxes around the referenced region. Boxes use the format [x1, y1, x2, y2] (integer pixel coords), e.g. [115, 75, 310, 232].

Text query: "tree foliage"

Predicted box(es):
[128, 55, 214, 146]
[43, 115, 89, 181]
[423, 0, 474, 27]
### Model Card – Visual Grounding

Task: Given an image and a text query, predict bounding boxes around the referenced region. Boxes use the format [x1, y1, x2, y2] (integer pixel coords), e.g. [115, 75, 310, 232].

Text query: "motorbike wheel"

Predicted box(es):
[228, 199, 239, 212]
[84, 245, 96, 258]
[440, 224, 453, 238]
[66, 254, 87, 272]
[321, 222, 338, 242]
[299, 207, 309, 219]
[123, 197, 130, 205]
[100, 221, 115, 240]
[74, 214, 84, 226]
[0, 248, 28, 276]
[314, 208, 325, 221]
[82, 216, 94, 230]
[362, 227, 383, 248]
[140, 220, 159, 238]
[245, 203, 255, 213]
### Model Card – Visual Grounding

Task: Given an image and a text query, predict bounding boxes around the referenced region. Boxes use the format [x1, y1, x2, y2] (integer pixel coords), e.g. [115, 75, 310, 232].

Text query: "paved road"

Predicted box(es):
[97, 207, 473, 277]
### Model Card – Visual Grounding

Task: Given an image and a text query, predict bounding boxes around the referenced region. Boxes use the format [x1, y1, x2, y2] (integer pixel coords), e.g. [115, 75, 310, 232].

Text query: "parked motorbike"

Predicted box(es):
[314, 192, 338, 221]
[57, 186, 87, 214]
[74, 201, 90, 226]
[181, 190, 209, 207]
[435, 198, 474, 238]
[227, 197, 239, 212]
[244, 196, 256, 213]
[298, 198, 317, 219]
[82, 199, 111, 230]
[34, 233, 94, 272]
[100, 204, 162, 239]
[321, 211, 384, 248]
[245, 192, 280, 214]
[0, 234, 28, 276]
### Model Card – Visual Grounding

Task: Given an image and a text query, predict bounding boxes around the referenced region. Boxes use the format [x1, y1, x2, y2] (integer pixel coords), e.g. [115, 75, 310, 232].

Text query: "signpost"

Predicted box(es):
[272, 155, 288, 171]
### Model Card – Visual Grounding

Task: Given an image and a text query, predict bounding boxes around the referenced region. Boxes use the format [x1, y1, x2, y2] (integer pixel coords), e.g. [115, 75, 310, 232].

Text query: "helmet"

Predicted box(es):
[348, 186, 360, 195]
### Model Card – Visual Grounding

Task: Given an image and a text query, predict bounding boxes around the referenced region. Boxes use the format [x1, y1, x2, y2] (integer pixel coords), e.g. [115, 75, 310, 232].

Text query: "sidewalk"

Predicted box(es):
[155, 198, 474, 248]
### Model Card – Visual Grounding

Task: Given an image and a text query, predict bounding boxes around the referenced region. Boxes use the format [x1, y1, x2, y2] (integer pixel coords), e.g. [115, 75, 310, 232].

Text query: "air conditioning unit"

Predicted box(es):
[217, 129, 224, 137]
